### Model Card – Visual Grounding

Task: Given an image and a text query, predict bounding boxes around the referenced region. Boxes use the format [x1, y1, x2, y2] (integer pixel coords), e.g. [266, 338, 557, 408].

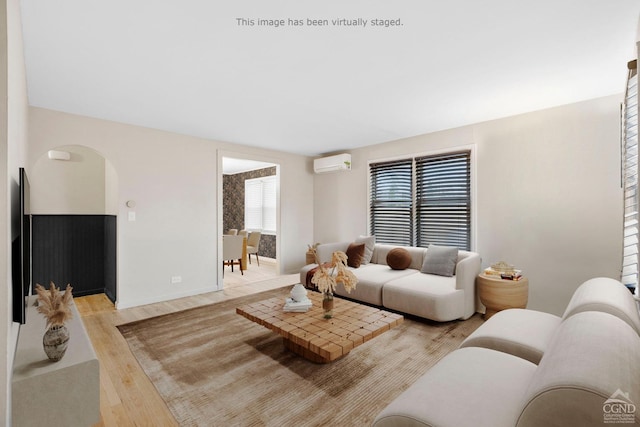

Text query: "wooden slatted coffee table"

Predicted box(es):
[236, 290, 404, 363]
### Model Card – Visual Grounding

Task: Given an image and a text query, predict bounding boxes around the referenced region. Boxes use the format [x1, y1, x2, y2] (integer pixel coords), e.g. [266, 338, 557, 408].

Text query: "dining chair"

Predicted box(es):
[222, 234, 244, 275]
[228, 229, 238, 235]
[246, 231, 262, 266]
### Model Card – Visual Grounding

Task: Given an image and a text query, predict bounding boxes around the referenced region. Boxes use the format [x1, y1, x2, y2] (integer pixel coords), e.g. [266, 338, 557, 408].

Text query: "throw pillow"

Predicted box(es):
[421, 245, 459, 277]
[387, 248, 412, 270]
[355, 235, 376, 264]
[346, 243, 365, 268]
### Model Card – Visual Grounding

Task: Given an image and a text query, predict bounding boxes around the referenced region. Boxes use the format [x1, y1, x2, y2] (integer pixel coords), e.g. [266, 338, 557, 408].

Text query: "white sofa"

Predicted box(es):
[372, 278, 640, 427]
[299, 241, 481, 322]
[459, 277, 640, 364]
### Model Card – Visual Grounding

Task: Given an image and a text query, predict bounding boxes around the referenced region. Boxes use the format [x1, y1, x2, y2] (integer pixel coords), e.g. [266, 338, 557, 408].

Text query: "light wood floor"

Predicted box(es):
[76, 264, 298, 427]
[222, 257, 278, 288]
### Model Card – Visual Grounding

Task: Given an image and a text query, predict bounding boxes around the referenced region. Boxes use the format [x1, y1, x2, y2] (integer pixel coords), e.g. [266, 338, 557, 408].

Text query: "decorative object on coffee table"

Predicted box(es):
[283, 284, 312, 312]
[237, 291, 403, 363]
[322, 292, 334, 318]
[290, 283, 307, 302]
[311, 251, 357, 318]
[35, 282, 73, 361]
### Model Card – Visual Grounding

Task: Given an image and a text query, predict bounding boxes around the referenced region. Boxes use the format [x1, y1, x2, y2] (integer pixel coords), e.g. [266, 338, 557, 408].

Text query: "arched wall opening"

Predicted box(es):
[31, 145, 119, 302]
[31, 145, 118, 215]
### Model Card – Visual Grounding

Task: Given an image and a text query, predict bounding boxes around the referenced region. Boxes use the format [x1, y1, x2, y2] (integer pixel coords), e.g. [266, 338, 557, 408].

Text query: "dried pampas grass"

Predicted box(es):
[311, 250, 358, 294]
[35, 282, 73, 328]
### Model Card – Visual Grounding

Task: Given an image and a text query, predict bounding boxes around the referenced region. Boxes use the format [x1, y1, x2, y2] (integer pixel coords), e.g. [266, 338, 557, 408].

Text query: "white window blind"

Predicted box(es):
[245, 176, 276, 234]
[622, 60, 638, 290]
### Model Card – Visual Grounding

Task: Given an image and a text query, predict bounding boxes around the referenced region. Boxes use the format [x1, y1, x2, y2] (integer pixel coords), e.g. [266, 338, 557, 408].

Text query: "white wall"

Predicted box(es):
[1, 3, 9, 422]
[27, 107, 315, 309]
[314, 95, 623, 316]
[31, 145, 108, 214]
[105, 159, 118, 215]
[2, 0, 29, 422]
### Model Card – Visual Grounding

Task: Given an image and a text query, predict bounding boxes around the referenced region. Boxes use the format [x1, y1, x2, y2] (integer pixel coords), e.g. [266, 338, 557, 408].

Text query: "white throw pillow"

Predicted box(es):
[355, 235, 376, 264]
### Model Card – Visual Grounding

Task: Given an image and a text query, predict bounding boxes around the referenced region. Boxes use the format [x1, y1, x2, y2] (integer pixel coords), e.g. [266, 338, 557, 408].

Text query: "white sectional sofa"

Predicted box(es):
[373, 278, 640, 427]
[460, 277, 640, 364]
[300, 240, 481, 322]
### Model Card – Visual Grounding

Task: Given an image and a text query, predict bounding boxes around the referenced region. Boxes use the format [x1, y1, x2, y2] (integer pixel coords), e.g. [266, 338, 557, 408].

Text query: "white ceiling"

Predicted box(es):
[222, 157, 275, 175]
[20, 1, 640, 157]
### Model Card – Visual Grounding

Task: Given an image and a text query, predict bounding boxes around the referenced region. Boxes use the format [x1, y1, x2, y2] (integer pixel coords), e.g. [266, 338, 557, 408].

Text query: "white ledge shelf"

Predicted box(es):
[12, 296, 100, 427]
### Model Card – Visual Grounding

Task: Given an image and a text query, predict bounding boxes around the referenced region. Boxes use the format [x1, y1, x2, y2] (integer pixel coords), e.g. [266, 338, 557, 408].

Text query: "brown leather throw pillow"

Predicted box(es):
[387, 248, 412, 270]
[346, 243, 366, 268]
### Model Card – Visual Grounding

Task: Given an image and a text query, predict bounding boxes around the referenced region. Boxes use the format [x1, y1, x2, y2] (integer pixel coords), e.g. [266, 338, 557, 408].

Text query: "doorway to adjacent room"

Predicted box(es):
[220, 156, 281, 289]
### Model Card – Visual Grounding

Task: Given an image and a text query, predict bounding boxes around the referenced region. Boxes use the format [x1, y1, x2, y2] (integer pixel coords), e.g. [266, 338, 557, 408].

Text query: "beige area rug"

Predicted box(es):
[118, 286, 483, 427]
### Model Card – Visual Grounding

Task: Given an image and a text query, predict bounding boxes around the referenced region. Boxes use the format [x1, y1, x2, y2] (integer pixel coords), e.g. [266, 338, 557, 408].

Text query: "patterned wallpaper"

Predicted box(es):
[223, 167, 276, 259]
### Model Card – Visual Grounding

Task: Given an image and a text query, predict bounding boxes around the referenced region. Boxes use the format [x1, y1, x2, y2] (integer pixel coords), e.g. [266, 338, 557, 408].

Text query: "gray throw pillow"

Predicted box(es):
[421, 245, 458, 277]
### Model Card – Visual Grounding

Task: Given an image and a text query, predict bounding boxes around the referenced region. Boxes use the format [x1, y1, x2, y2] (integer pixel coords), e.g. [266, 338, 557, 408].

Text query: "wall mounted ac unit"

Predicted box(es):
[313, 153, 352, 174]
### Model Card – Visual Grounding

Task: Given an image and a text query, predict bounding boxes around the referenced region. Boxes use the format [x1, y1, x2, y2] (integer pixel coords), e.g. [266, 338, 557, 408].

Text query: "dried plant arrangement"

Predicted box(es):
[311, 250, 358, 318]
[306, 243, 320, 264]
[35, 282, 74, 328]
[311, 251, 358, 295]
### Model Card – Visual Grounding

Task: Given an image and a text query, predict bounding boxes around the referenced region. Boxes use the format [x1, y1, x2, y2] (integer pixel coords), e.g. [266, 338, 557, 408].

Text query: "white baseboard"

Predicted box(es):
[115, 285, 219, 310]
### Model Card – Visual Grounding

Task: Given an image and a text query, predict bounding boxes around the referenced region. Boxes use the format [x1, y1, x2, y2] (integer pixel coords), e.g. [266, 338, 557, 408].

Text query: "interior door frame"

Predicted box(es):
[216, 150, 281, 289]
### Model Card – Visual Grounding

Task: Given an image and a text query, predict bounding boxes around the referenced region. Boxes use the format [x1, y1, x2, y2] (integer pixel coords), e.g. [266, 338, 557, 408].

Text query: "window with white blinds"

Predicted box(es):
[622, 60, 638, 290]
[245, 176, 276, 234]
[370, 150, 471, 250]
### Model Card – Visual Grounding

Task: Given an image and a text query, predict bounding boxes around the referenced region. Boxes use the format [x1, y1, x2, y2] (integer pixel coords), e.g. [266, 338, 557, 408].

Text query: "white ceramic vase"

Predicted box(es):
[43, 325, 70, 362]
[290, 284, 308, 302]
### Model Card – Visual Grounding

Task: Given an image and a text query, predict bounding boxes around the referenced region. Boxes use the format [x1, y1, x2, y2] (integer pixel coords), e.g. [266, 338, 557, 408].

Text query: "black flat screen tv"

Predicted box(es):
[12, 167, 31, 324]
